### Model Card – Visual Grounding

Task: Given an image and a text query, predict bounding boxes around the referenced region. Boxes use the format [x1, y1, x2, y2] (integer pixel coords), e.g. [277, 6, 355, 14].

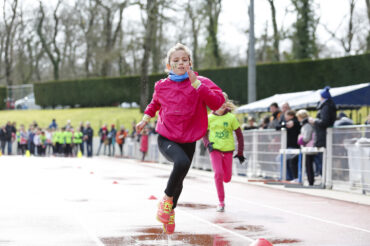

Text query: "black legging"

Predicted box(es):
[157, 134, 196, 209]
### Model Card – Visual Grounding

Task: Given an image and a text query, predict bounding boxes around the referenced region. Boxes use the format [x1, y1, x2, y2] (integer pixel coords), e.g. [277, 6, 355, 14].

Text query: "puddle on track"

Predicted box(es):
[101, 227, 232, 246]
[177, 203, 215, 210]
[269, 238, 301, 244]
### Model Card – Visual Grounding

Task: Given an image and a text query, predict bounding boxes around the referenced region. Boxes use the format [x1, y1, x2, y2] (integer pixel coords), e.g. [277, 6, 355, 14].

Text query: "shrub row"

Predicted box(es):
[33, 53, 370, 107]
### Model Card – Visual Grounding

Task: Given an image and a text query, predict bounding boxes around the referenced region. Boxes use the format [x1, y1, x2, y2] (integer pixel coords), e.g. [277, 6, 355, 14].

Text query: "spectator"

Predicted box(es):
[28, 125, 35, 155]
[334, 112, 354, 127]
[73, 128, 84, 156]
[33, 129, 41, 156]
[259, 115, 270, 129]
[243, 116, 258, 130]
[140, 127, 149, 161]
[96, 124, 108, 156]
[108, 124, 117, 157]
[268, 102, 282, 129]
[45, 128, 53, 155]
[19, 124, 28, 155]
[309, 86, 337, 176]
[79, 122, 85, 155]
[116, 125, 128, 157]
[5, 121, 13, 155]
[49, 119, 58, 129]
[0, 125, 6, 154]
[282, 110, 301, 181]
[65, 120, 72, 130]
[296, 110, 315, 185]
[84, 122, 94, 157]
[279, 102, 291, 123]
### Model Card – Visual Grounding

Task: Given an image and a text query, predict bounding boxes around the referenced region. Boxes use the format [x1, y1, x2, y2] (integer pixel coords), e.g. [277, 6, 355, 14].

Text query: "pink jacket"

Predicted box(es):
[144, 75, 225, 143]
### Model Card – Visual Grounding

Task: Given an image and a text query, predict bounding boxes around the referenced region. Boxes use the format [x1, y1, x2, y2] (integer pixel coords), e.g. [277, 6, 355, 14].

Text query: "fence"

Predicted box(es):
[118, 125, 370, 195]
[6, 125, 370, 195]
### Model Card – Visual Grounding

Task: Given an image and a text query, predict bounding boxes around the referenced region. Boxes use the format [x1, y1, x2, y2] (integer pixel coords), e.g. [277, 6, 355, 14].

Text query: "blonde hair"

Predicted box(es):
[165, 43, 192, 72]
[296, 109, 309, 119]
[223, 92, 237, 111]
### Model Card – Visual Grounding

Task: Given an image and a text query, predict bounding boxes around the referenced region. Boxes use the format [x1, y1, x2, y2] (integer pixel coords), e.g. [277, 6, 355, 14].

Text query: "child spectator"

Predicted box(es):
[140, 127, 149, 161]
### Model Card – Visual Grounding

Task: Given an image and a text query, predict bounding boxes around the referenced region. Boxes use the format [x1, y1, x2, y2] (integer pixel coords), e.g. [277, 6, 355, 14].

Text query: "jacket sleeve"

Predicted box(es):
[144, 90, 161, 118]
[315, 103, 332, 128]
[302, 124, 313, 143]
[197, 77, 225, 111]
[235, 127, 244, 156]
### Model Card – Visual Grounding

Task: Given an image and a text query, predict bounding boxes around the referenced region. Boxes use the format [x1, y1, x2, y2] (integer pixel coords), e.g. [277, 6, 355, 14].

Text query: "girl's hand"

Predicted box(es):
[136, 121, 147, 134]
[186, 65, 197, 83]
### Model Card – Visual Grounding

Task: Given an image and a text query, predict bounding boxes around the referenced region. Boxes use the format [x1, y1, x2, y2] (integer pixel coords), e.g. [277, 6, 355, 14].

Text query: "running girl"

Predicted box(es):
[203, 92, 245, 212]
[136, 43, 225, 234]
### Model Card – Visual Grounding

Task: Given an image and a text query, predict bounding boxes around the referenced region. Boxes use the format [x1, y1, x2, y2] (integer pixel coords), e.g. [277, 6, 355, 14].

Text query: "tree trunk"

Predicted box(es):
[365, 0, 370, 51]
[140, 0, 158, 112]
[3, 0, 18, 97]
[205, 0, 222, 67]
[37, 1, 62, 80]
[267, 0, 280, 61]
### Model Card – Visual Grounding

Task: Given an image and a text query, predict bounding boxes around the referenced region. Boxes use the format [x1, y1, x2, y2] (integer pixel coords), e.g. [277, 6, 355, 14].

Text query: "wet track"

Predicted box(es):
[0, 156, 369, 245]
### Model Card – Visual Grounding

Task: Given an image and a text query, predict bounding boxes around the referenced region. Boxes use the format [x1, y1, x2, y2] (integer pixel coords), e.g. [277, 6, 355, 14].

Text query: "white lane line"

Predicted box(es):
[176, 208, 254, 243]
[72, 209, 105, 246]
[193, 186, 370, 234]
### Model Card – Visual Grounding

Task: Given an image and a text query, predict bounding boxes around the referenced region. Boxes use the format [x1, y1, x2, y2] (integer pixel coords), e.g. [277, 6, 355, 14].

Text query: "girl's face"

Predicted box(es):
[215, 102, 227, 115]
[167, 50, 191, 75]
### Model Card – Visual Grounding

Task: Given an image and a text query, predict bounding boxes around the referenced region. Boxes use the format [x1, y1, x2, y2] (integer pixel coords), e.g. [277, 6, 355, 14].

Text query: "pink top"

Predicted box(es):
[144, 75, 225, 143]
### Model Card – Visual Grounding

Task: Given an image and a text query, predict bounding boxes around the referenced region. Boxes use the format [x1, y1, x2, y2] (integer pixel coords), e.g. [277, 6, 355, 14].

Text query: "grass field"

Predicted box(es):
[1, 106, 369, 136]
[0, 107, 144, 135]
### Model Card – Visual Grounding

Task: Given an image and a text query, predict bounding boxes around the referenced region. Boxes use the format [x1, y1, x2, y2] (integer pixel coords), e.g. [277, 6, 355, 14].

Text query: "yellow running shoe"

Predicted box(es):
[163, 210, 175, 234]
[157, 198, 173, 223]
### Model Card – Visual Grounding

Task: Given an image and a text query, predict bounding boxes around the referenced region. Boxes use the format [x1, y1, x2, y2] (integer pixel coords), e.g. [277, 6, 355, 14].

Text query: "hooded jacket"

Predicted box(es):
[314, 98, 337, 147]
[144, 75, 225, 143]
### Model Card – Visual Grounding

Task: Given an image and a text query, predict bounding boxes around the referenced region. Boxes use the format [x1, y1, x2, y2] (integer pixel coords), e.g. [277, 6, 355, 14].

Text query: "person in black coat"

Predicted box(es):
[283, 110, 301, 181]
[83, 122, 94, 157]
[309, 86, 337, 176]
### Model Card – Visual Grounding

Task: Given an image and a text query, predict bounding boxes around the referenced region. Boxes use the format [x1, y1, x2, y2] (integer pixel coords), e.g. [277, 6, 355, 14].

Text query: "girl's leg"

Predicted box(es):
[210, 151, 225, 205]
[306, 155, 315, 186]
[157, 135, 195, 209]
[223, 152, 233, 183]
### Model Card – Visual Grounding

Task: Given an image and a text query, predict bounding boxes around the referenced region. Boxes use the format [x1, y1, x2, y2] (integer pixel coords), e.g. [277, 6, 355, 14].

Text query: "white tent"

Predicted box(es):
[236, 83, 370, 114]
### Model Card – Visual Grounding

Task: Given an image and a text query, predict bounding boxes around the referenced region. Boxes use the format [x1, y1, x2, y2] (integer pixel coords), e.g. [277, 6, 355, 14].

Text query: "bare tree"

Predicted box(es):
[322, 0, 356, 54]
[3, 0, 19, 96]
[96, 0, 128, 77]
[267, 0, 280, 61]
[37, 0, 62, 80]
[204, 0, 222, 67]
[185, 0, 204, 69]
[139, 0, 159, 112]
[365, 0, 370, 51]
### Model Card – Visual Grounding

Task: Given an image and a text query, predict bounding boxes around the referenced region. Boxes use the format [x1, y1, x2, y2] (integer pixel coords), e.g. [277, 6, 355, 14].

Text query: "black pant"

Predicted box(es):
[157, 135, 196, 209]
[305, 155, 315, 186]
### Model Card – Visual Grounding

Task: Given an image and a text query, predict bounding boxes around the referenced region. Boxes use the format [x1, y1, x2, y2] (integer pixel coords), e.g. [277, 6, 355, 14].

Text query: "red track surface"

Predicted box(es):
[0, 156, 369, 245]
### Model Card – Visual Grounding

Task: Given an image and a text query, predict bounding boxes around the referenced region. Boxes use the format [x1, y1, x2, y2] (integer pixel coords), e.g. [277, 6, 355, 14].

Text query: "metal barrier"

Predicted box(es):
[327, 125, 370, 194]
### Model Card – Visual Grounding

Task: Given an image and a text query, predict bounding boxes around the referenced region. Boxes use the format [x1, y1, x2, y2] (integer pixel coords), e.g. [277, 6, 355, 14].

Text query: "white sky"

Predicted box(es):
[3, 0, 369, 60]
[219, 0, 368, 59]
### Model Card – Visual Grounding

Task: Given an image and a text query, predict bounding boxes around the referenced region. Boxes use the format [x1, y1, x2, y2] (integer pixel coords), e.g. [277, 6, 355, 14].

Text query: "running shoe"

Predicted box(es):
[216, 204, 225, 212]
[163, 210, 175, 234]
[157, 198, 173, 223]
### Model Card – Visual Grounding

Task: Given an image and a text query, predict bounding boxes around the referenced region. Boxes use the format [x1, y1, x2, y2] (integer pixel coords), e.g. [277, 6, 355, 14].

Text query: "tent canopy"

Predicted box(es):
[236, 82, 370, 114]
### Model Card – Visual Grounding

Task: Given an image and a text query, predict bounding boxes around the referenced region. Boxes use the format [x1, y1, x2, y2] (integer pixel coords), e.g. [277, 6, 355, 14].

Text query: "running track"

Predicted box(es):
[0, 156, 369, 245]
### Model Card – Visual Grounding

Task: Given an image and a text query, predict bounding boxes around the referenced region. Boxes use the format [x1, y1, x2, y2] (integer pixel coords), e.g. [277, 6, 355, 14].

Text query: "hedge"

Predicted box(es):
[34, 53, 370, 107]
[0, 86, 6, 110]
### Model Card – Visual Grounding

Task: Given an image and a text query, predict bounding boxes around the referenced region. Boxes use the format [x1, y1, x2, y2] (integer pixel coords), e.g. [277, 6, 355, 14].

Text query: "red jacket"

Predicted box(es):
[144, 75, 224, 143]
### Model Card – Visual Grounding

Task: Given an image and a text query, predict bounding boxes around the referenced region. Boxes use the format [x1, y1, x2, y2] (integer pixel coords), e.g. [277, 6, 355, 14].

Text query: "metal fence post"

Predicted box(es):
[252, 130, 258, 177]
[325, 128, 333, 189]
[280, 129, 287, 180]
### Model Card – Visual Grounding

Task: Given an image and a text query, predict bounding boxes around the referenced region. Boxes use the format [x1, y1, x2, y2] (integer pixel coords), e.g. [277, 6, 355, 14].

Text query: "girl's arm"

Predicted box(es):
[235, 127, 244, 156]
[137, 91, 161, 134]
[186, 66, 225, 111]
